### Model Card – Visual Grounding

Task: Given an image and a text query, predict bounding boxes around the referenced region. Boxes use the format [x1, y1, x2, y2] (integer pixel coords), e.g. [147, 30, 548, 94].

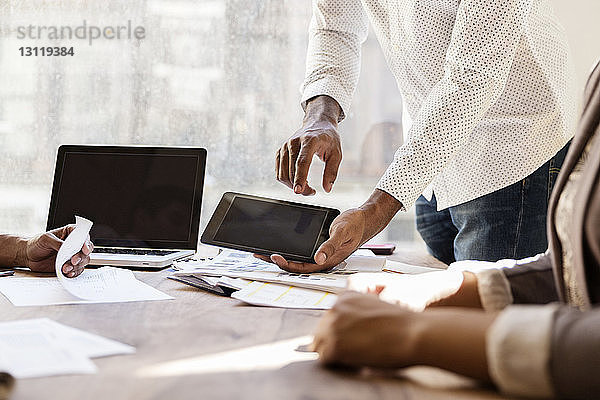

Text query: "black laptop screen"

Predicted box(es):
[47, 147, 205, 249]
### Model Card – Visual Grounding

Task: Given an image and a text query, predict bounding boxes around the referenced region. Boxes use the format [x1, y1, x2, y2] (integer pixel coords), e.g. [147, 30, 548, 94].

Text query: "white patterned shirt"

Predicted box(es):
[301, 0, 577, 210]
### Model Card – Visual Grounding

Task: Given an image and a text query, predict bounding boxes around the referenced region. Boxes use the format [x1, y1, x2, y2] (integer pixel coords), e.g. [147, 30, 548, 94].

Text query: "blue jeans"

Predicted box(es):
[415, 142, 570, 264]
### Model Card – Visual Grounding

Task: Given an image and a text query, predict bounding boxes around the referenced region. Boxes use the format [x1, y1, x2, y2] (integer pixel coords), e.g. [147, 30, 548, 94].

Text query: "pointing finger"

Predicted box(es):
[322, 150, 341, 193]
[293, 140, 317, 194]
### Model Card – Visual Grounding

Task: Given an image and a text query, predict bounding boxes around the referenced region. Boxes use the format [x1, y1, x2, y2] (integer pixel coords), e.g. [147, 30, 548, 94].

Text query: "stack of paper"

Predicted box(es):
[173, 249, 386, 294]
[171, 249, 439, 310]
[0, 318, 134, 379]
[0, 216, 173, 307]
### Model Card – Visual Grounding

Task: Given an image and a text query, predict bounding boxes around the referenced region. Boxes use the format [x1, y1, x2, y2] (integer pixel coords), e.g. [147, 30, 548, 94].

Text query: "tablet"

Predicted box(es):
[201, 192, 340, 263]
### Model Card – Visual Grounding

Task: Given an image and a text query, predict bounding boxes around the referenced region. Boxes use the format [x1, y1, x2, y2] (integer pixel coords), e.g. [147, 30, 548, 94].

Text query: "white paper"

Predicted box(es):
[174, 249, 385, 273]
[55, 216, 93, 297]
[0, 330, 97, 378]
[38, 319, 135, 358]
[215, 276, 251, 290]
[232, 281, 337, 310]
[0, 268, 173, 306]
[383, 260, 442, 274]
[0, 321, 96, 378]
[173, 249, 386, 293]
[0, 216, 173, 306]
[0, 318, 135, 378]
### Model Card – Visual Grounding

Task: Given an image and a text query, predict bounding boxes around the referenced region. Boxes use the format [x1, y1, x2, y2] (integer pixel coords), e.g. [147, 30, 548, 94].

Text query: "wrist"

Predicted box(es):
[15, 237, 29, 267]
[0, 235, 28, 267]
[429, 272, 483, 308]
[304, 95, 341, 125]
[357, 189, 402, 241]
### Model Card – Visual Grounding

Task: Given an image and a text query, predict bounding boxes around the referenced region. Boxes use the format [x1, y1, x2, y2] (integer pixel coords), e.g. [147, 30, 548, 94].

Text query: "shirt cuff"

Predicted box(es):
[301, 78, 350, 122]
[476, 269, 513, 311]
[487, 305, 559, 398]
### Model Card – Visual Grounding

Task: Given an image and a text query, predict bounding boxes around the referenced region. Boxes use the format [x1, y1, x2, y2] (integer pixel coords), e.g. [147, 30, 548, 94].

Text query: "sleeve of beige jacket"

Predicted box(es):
[549, 306, 600, 398]
[300, 0, 369, 120]
[449, 251, 558, 311]
[499, 251, 559, 305]
[487, 304, 600, 398]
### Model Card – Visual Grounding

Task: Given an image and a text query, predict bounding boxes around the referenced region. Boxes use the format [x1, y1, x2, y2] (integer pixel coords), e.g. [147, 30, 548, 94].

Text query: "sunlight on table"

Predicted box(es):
[135, 335, 317, 378]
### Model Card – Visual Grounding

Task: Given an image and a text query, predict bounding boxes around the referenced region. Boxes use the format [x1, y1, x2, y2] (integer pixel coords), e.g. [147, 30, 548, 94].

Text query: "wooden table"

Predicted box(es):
[1, 250, 509, 400]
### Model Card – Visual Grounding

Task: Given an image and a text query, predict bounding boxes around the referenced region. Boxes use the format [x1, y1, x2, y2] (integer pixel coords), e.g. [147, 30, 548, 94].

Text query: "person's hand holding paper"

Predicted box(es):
[17, 220, 94, 278]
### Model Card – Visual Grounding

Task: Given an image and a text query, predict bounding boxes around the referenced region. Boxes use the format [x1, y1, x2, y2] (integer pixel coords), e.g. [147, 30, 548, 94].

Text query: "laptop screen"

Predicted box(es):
[47, 146, 206, 250]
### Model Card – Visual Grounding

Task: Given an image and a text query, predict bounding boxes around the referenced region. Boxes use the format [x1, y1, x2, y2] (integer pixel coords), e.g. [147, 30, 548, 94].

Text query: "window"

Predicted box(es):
[0, 1, 419, 247]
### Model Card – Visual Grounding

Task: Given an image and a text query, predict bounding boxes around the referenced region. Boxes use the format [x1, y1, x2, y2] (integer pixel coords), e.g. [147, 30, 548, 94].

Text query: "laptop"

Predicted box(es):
[47, 145, 206, 269]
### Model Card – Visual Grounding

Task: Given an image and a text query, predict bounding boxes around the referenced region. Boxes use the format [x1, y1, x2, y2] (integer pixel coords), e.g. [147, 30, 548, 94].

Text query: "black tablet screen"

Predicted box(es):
[213, 196, 327, 256]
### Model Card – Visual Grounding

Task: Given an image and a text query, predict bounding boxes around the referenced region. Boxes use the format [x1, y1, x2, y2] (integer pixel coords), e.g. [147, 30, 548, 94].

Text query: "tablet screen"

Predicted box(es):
[213, 196, 328, 257]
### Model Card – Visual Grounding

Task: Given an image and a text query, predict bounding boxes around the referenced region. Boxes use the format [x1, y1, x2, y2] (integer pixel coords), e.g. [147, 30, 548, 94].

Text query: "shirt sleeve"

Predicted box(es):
[487, 305, 600, 399]
[487, 304, 556, 398]
[300, 0, 369, 120]
[550, 306, 600, 398]
[448, 251, 557, 311]
[377, 0, 533, 208]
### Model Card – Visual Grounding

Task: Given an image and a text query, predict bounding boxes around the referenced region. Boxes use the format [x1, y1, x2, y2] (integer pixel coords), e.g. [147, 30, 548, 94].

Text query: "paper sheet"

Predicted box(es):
[0, 268, 173, 306]
[0, 329, 97, 378]
[55, 216, 94, 298]
[175, 249, 385, 273]
[383, 260, 442, 274]
[0, 318, 135, 378]
[0, 216, 173, 306]
[173, 249, 386, 293]
[232, 281, 337, 310]
[35, 319, 135, 358]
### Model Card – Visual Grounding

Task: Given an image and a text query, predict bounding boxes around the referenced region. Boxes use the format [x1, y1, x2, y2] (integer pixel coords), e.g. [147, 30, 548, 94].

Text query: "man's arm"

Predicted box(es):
[276, 0, 368, 195]
[346, 251, 555, 310]
[301, 0, 368, 120]
[0, 227, 93, 277]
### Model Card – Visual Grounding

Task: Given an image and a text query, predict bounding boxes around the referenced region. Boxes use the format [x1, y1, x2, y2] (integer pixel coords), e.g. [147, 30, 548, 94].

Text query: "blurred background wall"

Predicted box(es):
[551, 0, 600, 96]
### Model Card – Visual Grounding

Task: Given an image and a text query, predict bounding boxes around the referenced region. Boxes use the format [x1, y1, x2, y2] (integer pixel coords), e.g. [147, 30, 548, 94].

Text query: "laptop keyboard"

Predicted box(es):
[94, 248, 177, 256]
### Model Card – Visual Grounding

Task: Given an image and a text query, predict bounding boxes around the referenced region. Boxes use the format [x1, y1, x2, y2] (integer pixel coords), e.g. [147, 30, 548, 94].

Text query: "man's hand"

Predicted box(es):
[312, 291, 421, 368]
[256, 208, 369, 273]
[256, 189, 402, 273]
[17, 225, 94, 278]
[276, 95, 342, 195]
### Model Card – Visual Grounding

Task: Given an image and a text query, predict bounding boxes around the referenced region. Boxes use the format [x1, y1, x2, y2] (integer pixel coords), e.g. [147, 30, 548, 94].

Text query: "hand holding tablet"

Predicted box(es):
[201, 192, 340, 265]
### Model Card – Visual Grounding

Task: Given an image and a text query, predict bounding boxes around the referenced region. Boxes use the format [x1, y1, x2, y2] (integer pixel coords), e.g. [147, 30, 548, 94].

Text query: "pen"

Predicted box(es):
[0, 271, 14, 277]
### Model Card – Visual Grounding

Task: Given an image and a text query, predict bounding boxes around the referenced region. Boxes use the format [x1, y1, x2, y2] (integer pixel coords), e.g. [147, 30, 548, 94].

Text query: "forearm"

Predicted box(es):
[430, 272, 482, 308]
[0, 235, 27, 268]
[302, 0, 368, 119]
[414, 308, 498, 381]
[358, 189, 403, 243]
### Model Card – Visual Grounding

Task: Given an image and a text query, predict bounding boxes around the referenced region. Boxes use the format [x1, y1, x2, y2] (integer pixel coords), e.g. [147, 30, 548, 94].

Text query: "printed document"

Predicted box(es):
[0, 268, 173, 306]
[0, 318, 134, 378]
[173, 249, 393, 293]
[231, 281, 337, 310]
[0, 216, 173, 306]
